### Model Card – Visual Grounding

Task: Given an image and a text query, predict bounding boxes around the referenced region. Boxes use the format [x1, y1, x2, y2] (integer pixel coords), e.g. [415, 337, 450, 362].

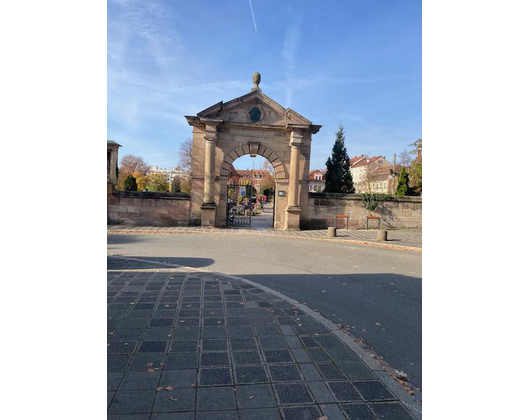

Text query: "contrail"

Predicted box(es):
[248, 0, 258, 32]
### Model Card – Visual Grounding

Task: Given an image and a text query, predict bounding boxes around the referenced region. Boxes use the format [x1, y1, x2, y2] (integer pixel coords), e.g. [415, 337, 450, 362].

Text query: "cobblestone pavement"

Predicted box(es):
[108, 256, 421, 419]
[107, 227, 422, 250]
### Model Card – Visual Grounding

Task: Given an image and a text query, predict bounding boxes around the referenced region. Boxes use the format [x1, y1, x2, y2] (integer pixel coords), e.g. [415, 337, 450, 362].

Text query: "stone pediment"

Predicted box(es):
[193, 90, 313, 128]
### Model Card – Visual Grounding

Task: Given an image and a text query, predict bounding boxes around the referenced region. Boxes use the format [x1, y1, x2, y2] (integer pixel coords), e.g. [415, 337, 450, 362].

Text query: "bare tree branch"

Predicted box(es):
[178, 138, 193, 175]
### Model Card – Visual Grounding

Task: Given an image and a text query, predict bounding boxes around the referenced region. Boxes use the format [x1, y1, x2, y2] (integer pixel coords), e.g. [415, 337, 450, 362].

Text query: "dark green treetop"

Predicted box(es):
[324, 124, 355, 193]
[124, 174, 138, 191]
[395, 167, 411, 196]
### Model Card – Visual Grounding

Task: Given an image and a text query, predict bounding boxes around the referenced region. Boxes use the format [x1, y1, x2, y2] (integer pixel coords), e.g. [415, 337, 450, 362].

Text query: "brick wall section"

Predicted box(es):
[108, 191, 191, 226]
[303, 193, 422, 229]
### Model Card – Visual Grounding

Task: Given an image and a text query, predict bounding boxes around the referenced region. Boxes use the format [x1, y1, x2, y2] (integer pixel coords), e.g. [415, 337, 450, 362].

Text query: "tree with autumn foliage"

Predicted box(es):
[409, 138, 422, 195]
[260, 160, 276, 193]
[146, 173, 170, 192]
[117, 154, 149, 190]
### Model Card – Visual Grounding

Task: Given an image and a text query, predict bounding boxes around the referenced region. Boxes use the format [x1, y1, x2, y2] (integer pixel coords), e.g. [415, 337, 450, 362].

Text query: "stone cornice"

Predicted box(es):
[287, 124, 322, 136]
[308, 125, 322, 134]
[186, 117, 322, 137]
[107, 140, 122, 147]
[201, 117, 224, 125]
[222, 121, 288, 131]
[185, 116, 200, 127]
[185, 116, 223, 128]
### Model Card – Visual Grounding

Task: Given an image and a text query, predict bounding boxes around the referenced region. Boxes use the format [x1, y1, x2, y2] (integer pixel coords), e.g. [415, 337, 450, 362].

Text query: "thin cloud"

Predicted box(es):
[248, 0, 258, 32]
[282, 12, 303, 108]
[109, 0, 185, 88]
[108, 0, 183, 133]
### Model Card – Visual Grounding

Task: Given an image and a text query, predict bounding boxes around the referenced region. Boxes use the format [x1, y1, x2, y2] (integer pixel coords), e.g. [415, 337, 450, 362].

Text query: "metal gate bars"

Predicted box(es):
[226, 184, 252, 226]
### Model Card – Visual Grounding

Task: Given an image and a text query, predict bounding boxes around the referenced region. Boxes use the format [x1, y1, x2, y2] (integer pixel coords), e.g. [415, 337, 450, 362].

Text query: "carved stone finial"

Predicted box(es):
[252, 72, 261, 91]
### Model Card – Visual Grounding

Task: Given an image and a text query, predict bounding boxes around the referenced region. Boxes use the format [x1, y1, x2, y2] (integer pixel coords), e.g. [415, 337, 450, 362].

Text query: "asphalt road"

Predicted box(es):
[107, 232, 422, 389]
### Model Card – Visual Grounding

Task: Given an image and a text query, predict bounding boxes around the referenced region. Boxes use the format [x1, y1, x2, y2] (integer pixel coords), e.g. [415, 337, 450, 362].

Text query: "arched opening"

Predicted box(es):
[219, 145, 287, 229]
[226, 155, 277, 228]
[186, 81, 321, 229]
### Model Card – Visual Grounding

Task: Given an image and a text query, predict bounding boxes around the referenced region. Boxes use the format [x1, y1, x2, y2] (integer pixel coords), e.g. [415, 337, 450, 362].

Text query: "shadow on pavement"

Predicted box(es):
[107, 234, 152, 246]
[107, 256, 215, 269]
[240, 272, 422, 388]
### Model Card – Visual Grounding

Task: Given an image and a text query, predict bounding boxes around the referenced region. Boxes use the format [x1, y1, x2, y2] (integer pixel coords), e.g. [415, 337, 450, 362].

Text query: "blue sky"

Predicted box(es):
[108, 0, 421, 171]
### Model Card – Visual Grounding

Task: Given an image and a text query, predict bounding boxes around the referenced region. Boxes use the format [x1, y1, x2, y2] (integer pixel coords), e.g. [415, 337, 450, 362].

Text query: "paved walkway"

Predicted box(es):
[107, 226, 422, 250]
[108, 256, 421, 419]
[248, 203, 274, 229]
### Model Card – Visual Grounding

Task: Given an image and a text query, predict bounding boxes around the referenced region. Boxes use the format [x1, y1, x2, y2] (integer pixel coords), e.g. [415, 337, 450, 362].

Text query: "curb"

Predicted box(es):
[107, 229, 422, 253]
[108, 255, 422, 419]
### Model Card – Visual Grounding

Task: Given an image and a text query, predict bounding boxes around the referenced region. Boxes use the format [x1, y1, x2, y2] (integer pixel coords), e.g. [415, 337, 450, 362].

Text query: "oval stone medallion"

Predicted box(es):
[249, 107, 261, 123]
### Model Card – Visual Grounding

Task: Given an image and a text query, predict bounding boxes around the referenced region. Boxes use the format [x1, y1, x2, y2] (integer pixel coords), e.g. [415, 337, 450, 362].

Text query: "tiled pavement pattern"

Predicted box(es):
[107, 226, 422, 249]
[108, 257, 418, 419]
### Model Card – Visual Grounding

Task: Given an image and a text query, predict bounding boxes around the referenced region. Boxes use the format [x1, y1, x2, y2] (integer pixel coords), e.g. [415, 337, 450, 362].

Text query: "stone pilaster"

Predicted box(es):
[107, 141, 121, 224]
[201, 122, 218, 226]
[285, 129, 303, 230]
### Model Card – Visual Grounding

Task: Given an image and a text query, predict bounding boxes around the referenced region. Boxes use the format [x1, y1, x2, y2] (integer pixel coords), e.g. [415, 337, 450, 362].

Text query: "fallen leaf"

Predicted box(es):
[170, 396, 178, 401]
[147, 368, 156, 373]
[155, 387, 163, 391]
[146, 363, 154, 368]
[165, 386, 174, 391]
[249, 396, 254, 399]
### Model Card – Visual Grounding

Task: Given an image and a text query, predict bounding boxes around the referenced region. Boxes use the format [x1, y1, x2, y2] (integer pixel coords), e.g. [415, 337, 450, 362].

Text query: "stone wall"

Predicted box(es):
[303, 193, 422, 230]
[108, 191, 191, 226]
[107, 191, 421, 230]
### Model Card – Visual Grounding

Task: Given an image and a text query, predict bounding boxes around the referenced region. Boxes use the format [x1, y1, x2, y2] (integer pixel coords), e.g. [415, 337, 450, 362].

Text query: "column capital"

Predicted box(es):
[289, 129, 304, 147]
[204, 124, 218, 142]
[289, 142, 301, 150]
[202, 118, 222, 142]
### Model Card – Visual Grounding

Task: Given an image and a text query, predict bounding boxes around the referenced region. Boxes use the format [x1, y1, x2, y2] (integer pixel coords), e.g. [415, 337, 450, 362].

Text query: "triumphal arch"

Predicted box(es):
[185, 73, 321, 230]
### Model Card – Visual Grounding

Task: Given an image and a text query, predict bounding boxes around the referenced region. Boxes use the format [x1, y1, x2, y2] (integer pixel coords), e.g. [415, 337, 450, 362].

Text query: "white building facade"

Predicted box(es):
[147, 166, 189, 184]
[350, 156, 394, 193]
[308, 169, 325, 192]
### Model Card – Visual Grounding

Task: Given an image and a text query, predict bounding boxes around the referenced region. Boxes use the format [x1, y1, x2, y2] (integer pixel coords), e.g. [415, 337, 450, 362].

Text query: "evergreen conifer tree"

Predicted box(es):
[324, 124, 355, 193]
[124, 175, 138, 191]
[395, 167, 410, 196]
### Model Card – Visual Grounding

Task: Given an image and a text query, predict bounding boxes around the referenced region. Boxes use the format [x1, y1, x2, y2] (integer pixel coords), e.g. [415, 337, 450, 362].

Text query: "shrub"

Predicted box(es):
[124, 175, 138, 191]
[359, 193, 393, 213]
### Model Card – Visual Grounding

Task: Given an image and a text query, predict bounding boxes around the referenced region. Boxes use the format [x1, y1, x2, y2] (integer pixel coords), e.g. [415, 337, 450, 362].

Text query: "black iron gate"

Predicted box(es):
[261, 187, 275, 229]
[270, 189, 276, 228]
[226, 184, 252, 226]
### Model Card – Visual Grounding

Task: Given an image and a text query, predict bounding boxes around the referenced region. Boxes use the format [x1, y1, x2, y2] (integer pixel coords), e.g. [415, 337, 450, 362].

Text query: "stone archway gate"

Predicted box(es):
[185, 74, 321, 230]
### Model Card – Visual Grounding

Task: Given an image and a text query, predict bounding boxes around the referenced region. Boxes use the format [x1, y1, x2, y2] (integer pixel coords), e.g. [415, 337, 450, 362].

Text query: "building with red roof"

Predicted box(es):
[308, 169, 325, 192]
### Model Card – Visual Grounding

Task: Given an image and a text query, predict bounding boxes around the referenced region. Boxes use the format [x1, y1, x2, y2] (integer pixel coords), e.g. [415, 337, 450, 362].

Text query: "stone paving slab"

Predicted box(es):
[108, 257, 422, 419]
[107, 226, 422, 250]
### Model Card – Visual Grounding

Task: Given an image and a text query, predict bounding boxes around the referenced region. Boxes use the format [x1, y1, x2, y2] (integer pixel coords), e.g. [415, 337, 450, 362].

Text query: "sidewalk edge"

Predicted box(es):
[107, 229, 422, 253]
